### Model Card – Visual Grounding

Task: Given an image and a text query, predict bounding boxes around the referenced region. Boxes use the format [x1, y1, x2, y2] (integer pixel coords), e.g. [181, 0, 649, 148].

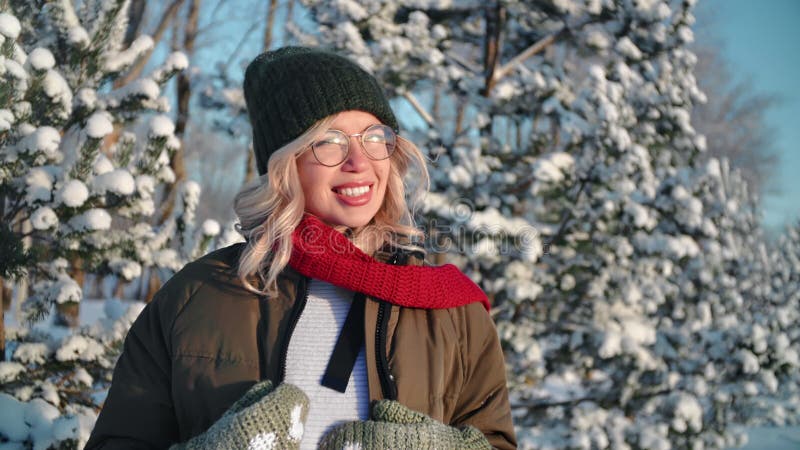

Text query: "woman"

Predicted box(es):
[86, 47, 516, 449]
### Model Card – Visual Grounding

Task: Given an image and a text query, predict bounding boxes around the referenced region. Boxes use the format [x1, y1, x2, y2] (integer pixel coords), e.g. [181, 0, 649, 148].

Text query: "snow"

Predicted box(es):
[671, 394, 703, 433]
[42, 70, 73, 111]
[55, 335, 105, 362]
[28, 48, 55, 71]
[109, 258, 142, 281]
[532, 152, 574, 183]
[25, 398, 60, 448]
[13, 343, 50, 365]
[93, 154, 114, 175]
[18, 126, 61, 159]
[113, 78, 160, 103]
[447, 165, 472, 187]
[104, 35, 154, 72]
[0, 108, 13, 131]
[4, 58, 28, 80]
[202, 219, 221, 236]
[586, 32, 610, 50]
[67, 26, 90, 46]
[739, 350, 760, 374]
[0, 362, 25, 383]
[634, 232, 701, 259]
[625, 202, 656, 230]
[75, 88, 97, 110]
[165, 51, 189, 71]
[0, 12, 21, 39]
[25, 169, 54, 204]
[559, 274, 576, 291]
[0, 394, 28, 441]
[56, 179, 89, 207]
[495, 81, 517, 100]
[30, 207, 58, 230]
[92, 169, 136, 196]
[149, 114, 175, 137]
[154, 248, 182, 270]
[68, 208, 112, 231]
[85, 112, 114, 138]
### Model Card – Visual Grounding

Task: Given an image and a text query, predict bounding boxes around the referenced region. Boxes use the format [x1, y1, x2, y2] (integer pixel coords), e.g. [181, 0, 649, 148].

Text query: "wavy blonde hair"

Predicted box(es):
[234, 114, 430, 297]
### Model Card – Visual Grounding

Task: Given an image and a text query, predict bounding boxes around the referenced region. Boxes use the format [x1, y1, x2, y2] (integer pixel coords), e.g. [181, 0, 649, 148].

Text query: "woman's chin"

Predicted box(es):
[315, 210, 376, 230]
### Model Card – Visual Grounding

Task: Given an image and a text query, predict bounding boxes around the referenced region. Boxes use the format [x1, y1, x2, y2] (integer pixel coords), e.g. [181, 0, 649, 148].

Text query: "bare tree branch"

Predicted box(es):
[224, 19, 261, 76]
[401, 90, 435, 128]
[114, 0, 185, 88]
[493, 29, 561, 86]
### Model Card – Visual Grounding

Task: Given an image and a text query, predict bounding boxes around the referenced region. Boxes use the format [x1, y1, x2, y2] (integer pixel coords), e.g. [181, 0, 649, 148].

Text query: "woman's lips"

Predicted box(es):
[332, 183, 373, 206]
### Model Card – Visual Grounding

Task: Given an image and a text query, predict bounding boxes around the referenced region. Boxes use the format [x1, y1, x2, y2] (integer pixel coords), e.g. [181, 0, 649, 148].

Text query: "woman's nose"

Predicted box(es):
[341, 138, 370, 172]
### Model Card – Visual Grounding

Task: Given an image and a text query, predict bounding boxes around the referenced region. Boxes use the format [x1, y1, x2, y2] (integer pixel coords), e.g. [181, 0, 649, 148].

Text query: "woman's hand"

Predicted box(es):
[319, 400, 491, 450]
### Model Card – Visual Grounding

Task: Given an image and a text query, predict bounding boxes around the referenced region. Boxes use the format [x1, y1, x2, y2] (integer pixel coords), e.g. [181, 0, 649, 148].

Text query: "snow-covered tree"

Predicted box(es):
[287, 0, 797, 448]
[0, 1, 227, 446]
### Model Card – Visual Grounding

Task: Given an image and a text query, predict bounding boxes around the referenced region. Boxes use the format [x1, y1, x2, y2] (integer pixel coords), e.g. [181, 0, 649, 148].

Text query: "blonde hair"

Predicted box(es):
[234, 114, 430, 297]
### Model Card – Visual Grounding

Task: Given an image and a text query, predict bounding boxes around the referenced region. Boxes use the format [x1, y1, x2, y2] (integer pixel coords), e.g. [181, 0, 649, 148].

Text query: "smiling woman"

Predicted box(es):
[85, 46, 516, 450]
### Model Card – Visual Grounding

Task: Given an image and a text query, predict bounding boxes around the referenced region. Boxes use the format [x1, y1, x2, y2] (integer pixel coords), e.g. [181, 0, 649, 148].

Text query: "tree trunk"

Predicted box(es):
[145, 271, 162, 303]
[264, 0, 279, 50]
[482, 2, 505, 97]
[159, 0, 200, 224]
[56, 265, 84, 328]
[244, 148, 256, 183]
[1, 278, 5, 360]
[454, 96, 467, 135]
[54, 302, 80, 328]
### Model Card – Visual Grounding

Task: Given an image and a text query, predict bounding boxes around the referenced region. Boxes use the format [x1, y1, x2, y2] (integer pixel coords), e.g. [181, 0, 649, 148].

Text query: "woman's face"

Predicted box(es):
[296, 110, 391, 229]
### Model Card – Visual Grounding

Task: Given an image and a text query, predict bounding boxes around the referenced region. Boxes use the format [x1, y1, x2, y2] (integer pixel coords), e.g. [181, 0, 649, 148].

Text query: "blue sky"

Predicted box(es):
[701, 0, 800, 234]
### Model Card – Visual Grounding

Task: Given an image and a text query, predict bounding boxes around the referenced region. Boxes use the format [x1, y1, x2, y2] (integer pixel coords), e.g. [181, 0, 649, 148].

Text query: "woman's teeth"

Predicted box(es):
[337, 185, 370, 197]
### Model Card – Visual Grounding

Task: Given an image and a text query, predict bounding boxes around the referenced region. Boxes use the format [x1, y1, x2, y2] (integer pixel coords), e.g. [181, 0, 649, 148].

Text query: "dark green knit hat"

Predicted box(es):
[243, 46, 399, 175]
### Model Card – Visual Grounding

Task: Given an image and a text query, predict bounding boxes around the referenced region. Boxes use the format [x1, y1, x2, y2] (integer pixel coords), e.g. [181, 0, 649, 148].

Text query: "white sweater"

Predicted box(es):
[283, 279, 369, 449]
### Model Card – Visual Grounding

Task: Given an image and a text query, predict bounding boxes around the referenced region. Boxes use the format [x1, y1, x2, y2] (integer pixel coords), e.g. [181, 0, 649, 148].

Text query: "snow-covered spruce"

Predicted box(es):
[1, 4, 225, 448]
[290, 0, 799, 448]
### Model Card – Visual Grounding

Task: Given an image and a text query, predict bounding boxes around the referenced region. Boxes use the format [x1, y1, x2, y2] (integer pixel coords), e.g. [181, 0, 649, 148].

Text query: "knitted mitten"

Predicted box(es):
[318, 400, 491, 450]
[170, 381, 308, 450]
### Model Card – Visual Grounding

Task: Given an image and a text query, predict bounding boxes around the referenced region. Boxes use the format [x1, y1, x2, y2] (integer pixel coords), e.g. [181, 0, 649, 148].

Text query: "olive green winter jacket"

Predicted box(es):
[85, 243, 517, 449]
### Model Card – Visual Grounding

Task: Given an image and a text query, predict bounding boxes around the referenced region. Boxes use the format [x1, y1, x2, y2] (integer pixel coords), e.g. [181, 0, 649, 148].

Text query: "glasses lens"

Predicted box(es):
[361, 124, 396, 160]
[312, 130, 349, 166]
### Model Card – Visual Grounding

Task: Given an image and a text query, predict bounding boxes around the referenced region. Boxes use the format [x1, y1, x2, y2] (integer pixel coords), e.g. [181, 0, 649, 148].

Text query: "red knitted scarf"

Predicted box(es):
[288, 215, 490, 311]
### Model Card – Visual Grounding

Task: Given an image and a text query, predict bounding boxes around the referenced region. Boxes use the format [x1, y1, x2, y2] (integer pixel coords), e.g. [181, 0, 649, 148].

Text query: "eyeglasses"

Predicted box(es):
[305, 124, 397, 167]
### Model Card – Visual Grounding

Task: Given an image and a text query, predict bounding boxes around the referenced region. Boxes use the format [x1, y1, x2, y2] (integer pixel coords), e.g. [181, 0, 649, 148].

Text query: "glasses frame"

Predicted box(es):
[302, 124, 398, 167]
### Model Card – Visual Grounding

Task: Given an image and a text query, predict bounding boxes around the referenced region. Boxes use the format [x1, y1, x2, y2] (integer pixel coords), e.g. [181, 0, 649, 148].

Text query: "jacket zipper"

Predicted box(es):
[375, 252, 401, 400]
[375, 301, 397, 399]
[279, 275, 309, 384]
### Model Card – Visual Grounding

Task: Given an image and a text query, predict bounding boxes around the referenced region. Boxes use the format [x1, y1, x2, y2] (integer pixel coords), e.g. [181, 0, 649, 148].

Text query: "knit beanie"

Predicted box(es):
[243, 46, 399, 175]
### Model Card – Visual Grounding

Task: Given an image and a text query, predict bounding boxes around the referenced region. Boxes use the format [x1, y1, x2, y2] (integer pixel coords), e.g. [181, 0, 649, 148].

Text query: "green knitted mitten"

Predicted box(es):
[318, 400, 491, 450]
[171, 381, 309, 450]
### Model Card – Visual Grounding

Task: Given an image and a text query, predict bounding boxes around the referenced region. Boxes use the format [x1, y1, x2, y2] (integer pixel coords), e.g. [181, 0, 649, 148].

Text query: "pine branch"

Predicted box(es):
[510, 386, 673, 412]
